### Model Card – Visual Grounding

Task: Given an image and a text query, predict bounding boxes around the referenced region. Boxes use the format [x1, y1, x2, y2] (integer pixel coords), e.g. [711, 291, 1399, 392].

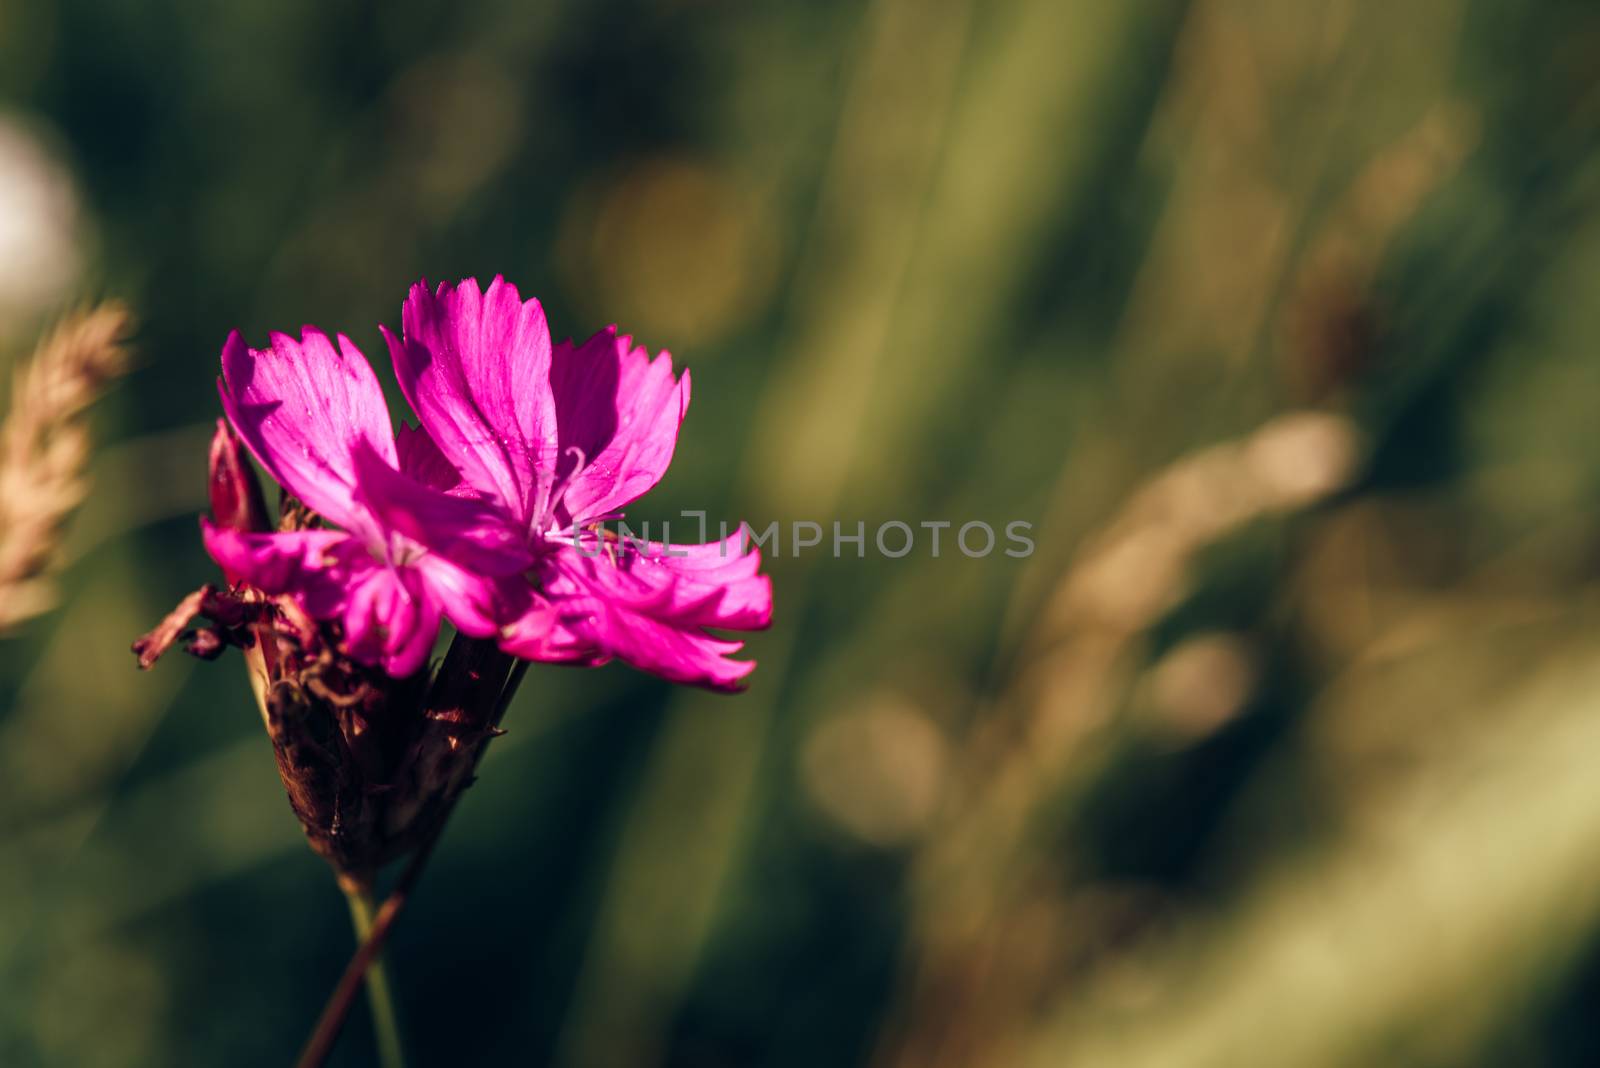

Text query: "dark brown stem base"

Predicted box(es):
[293, 653, 529, 1068]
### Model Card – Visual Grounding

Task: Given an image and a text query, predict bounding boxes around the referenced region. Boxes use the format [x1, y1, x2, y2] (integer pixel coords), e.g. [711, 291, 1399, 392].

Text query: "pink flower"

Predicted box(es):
[384, 276, 772, 691]
[205, 327, 532, 677]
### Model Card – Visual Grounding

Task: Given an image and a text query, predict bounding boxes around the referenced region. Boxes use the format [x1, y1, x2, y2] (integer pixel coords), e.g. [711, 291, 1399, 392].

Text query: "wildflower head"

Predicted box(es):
[133, 326, 531, 877]
[134, 275, 774, 873]
[386, 276, 773, 691]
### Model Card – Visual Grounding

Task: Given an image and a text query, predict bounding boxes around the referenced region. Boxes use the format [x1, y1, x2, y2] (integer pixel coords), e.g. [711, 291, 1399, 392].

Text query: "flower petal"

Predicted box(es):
[395, 422, 466, 495]
[549, 326, 689, 524]
[200, 520, 369, 619]
[219, 328, 396, 532]
[204, 518, 489, 677]
[414, 556, 510, 639]
[350, 441, 532, 577]
[570, 527, 772, 630]
[343, 565, 440, 677]
[387, 276, 557, 524]
[515, 543, 763, 692]
[496, 578, 609, 665]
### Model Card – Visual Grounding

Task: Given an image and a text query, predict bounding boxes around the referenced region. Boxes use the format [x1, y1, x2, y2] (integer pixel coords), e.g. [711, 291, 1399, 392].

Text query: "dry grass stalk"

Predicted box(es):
[878, 411, 1361, 1068]
[0, 303, 132, 631]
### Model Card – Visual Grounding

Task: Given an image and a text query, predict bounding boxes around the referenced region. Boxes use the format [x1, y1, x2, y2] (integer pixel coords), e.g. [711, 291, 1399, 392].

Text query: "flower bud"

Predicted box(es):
[208, 417, 270, 534]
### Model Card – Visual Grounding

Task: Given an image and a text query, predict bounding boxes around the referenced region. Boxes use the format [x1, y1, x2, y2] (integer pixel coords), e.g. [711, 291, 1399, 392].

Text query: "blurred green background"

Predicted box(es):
[4, 0, 1600, 1064]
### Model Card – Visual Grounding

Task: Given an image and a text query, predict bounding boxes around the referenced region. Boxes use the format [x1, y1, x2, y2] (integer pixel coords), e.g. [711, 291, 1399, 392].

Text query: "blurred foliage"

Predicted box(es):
[3, 0, 1600, 1065]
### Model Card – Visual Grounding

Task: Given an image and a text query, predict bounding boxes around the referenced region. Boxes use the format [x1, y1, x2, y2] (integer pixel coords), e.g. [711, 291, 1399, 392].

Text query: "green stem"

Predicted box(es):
[341, 879, 406, 1068]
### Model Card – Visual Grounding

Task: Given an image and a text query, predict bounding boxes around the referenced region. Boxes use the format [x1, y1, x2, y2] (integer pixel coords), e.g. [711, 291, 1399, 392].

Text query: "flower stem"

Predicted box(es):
[496, 659, 530, 721]
[296, 650, 530, 1068]
[340, 878, 406, 1068]
[299, 840, 434, 1068]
